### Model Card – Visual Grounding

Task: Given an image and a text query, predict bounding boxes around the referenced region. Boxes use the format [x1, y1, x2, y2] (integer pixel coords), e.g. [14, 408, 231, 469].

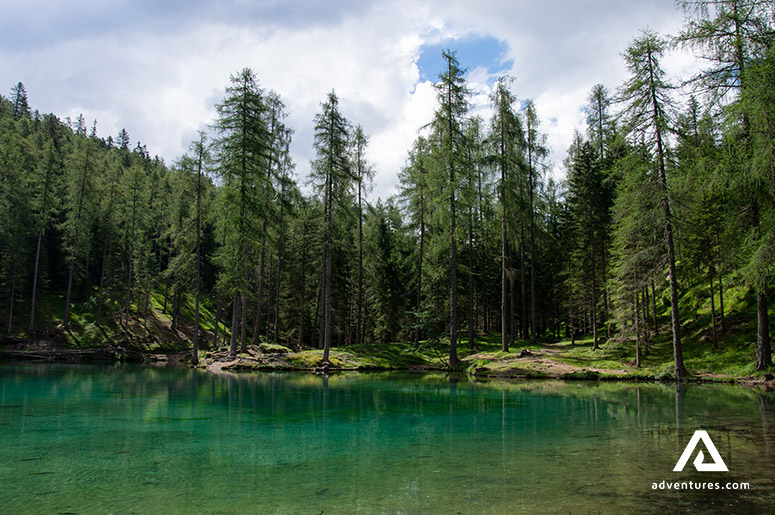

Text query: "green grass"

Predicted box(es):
[6, 275, 773, 381]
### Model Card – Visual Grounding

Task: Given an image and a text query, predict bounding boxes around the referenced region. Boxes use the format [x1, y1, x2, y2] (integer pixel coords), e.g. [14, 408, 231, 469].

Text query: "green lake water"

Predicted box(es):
[1, 364, 774, 514]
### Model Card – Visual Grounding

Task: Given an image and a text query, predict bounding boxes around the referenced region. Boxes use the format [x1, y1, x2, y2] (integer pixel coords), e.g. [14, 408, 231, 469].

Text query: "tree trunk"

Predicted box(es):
[509, 271, 516, 348]
[501, 149, 508, 352]
[528, 145, 537, 345]
[213, 292, 222, 348]
[717, 249, 726, 333]
[171, 287, 179, 332]
[648, 46, 686, 378]
[28, 229, 43, 333]
[96, 234, 109, 326]
[143, 289, 150, 336]
[124, 176, 138, 345]
[467, 198, 475, 351]
[274, 248, 283, 344]
[298, 233, 307, 348]
[414, 192, 425, 349]
[193, 143, 203, 365]
[664, 201, 686, 378]
[63, 266, 75, 330]
[315, 265, 324, 350]
[63, 144, 92, 330]
[446, 59, 459, 369]
[240, 276, 248, 354]
[356, 176, 364, 346]
[709, 263, 718, 349]
[651, 278, 658, 336]
[253, 225, 268, 345]
[591, 234, 598, 351]
[756, 291, 772, 370]
[7, 266, 16, 335]
[642, 287, 650, 353]
[520, 222, 527, 341]
[635, 288, 642, 368]
[478, 164, 487, 334]
[322, 162, 334, 364]
[229, 294, 239, 358]
[569, 284, 575, 347]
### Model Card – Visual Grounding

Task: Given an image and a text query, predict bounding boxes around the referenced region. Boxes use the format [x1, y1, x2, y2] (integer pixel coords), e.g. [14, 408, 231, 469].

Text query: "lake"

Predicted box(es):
[0, 364, 773, 514]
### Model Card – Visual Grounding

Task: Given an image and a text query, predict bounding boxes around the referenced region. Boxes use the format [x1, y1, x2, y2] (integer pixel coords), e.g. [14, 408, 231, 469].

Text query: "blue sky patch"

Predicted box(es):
[417, 35, 513, 82]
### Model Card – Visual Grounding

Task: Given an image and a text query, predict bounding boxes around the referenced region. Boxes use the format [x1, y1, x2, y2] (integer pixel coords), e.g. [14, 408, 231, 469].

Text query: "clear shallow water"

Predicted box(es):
[0, 365, 774, 514]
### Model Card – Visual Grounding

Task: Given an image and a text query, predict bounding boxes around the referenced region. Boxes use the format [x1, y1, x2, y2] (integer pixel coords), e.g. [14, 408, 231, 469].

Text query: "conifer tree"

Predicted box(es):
[10, 82, 29, 120]
[522, 99, 547, 345]
[678, 0, 775, 369]
[62, 129, 96, 329]
[311, 90, 352, 364]
[619, 30, 688, 378]
[399, 136, 431, 348]
[29, 115, 64, 332]
[489, 78, 523, 352]
[351, 125, 374, 346]
[212, 68, 270, 358]
[431, 50, 470, 367]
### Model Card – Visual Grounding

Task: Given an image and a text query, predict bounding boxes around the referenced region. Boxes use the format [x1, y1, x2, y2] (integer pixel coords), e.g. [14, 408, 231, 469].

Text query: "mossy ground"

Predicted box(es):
[4, 281, 774, 383]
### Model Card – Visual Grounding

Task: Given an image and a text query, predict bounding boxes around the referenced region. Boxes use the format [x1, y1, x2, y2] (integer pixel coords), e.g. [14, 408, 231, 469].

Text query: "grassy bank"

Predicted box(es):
[2, 283, 774, 384]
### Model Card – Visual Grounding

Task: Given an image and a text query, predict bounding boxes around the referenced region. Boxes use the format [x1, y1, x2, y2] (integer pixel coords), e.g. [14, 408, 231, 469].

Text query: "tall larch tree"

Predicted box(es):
[311, 90, 352, 364]
[619, 30, 688, 379]
[522, 99, 547, 345]
[351, 125, 374, 346]
[431, 50, 470, 367]
[213, 68, 270, 358]
[489, 78, 524, 352]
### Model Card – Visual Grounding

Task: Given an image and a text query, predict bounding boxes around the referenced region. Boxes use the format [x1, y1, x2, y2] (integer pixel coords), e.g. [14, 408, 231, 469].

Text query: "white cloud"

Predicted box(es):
[3, 0, 700, 198]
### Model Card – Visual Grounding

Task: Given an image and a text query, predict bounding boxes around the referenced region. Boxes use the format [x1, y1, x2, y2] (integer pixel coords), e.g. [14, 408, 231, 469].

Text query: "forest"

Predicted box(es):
[1, 0, 773, 380]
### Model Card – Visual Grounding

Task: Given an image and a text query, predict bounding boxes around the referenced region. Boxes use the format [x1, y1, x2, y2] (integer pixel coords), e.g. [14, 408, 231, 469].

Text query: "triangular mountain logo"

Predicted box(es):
[673, 430, 728, 472]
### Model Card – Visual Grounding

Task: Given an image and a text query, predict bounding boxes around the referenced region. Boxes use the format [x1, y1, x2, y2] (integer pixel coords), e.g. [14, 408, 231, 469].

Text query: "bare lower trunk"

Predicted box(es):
[666, 223, 687, 379]
[143, 289, 150, 336]
[29, 229, 43, 333]
[356, 181, 364, 347]
[651, 278, 658, 336]
[229, 294, 239, 358]
[298, 234, 307, 348]
[240, 292, 248, 354]
[509, 272, 515, 348]
[414, 197, 425, 349]
[709, 264, 717, 349]
[642, 287, 650, 353]
[171, 287, 179, 332]
[96, 236, 109, 326]
[755, 291, 772, 370]
[591, 238, 598, 351]
[501, 187, 508, 353]
[635, 289, 642, 368]
[718, 265, 726, 334]
[253, 229, 268, 345]
[274, 260, 281, 343]
[7, 266, 16, 335]
[213, 292, 222, 348]
[449, 181, 458, 367]
[63, 266, 75, 329]
[468, 227, 475, 351]
[520, 224, 527, 341]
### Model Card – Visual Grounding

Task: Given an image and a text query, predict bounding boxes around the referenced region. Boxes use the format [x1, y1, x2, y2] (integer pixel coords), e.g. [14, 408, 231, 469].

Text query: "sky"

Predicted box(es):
[0, 0, 700, 199]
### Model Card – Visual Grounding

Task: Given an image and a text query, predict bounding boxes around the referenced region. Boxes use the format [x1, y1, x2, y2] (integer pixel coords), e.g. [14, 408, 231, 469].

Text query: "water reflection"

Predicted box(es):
[0, 365, 774, 513]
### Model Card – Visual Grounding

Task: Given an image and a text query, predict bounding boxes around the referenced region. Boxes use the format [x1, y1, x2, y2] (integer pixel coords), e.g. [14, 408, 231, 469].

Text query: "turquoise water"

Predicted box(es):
[0, 364, 774, 514]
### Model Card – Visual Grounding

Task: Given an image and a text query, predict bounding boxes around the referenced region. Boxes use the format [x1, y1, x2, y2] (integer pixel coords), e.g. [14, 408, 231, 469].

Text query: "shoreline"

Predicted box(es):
[3, 336, 774, 388]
